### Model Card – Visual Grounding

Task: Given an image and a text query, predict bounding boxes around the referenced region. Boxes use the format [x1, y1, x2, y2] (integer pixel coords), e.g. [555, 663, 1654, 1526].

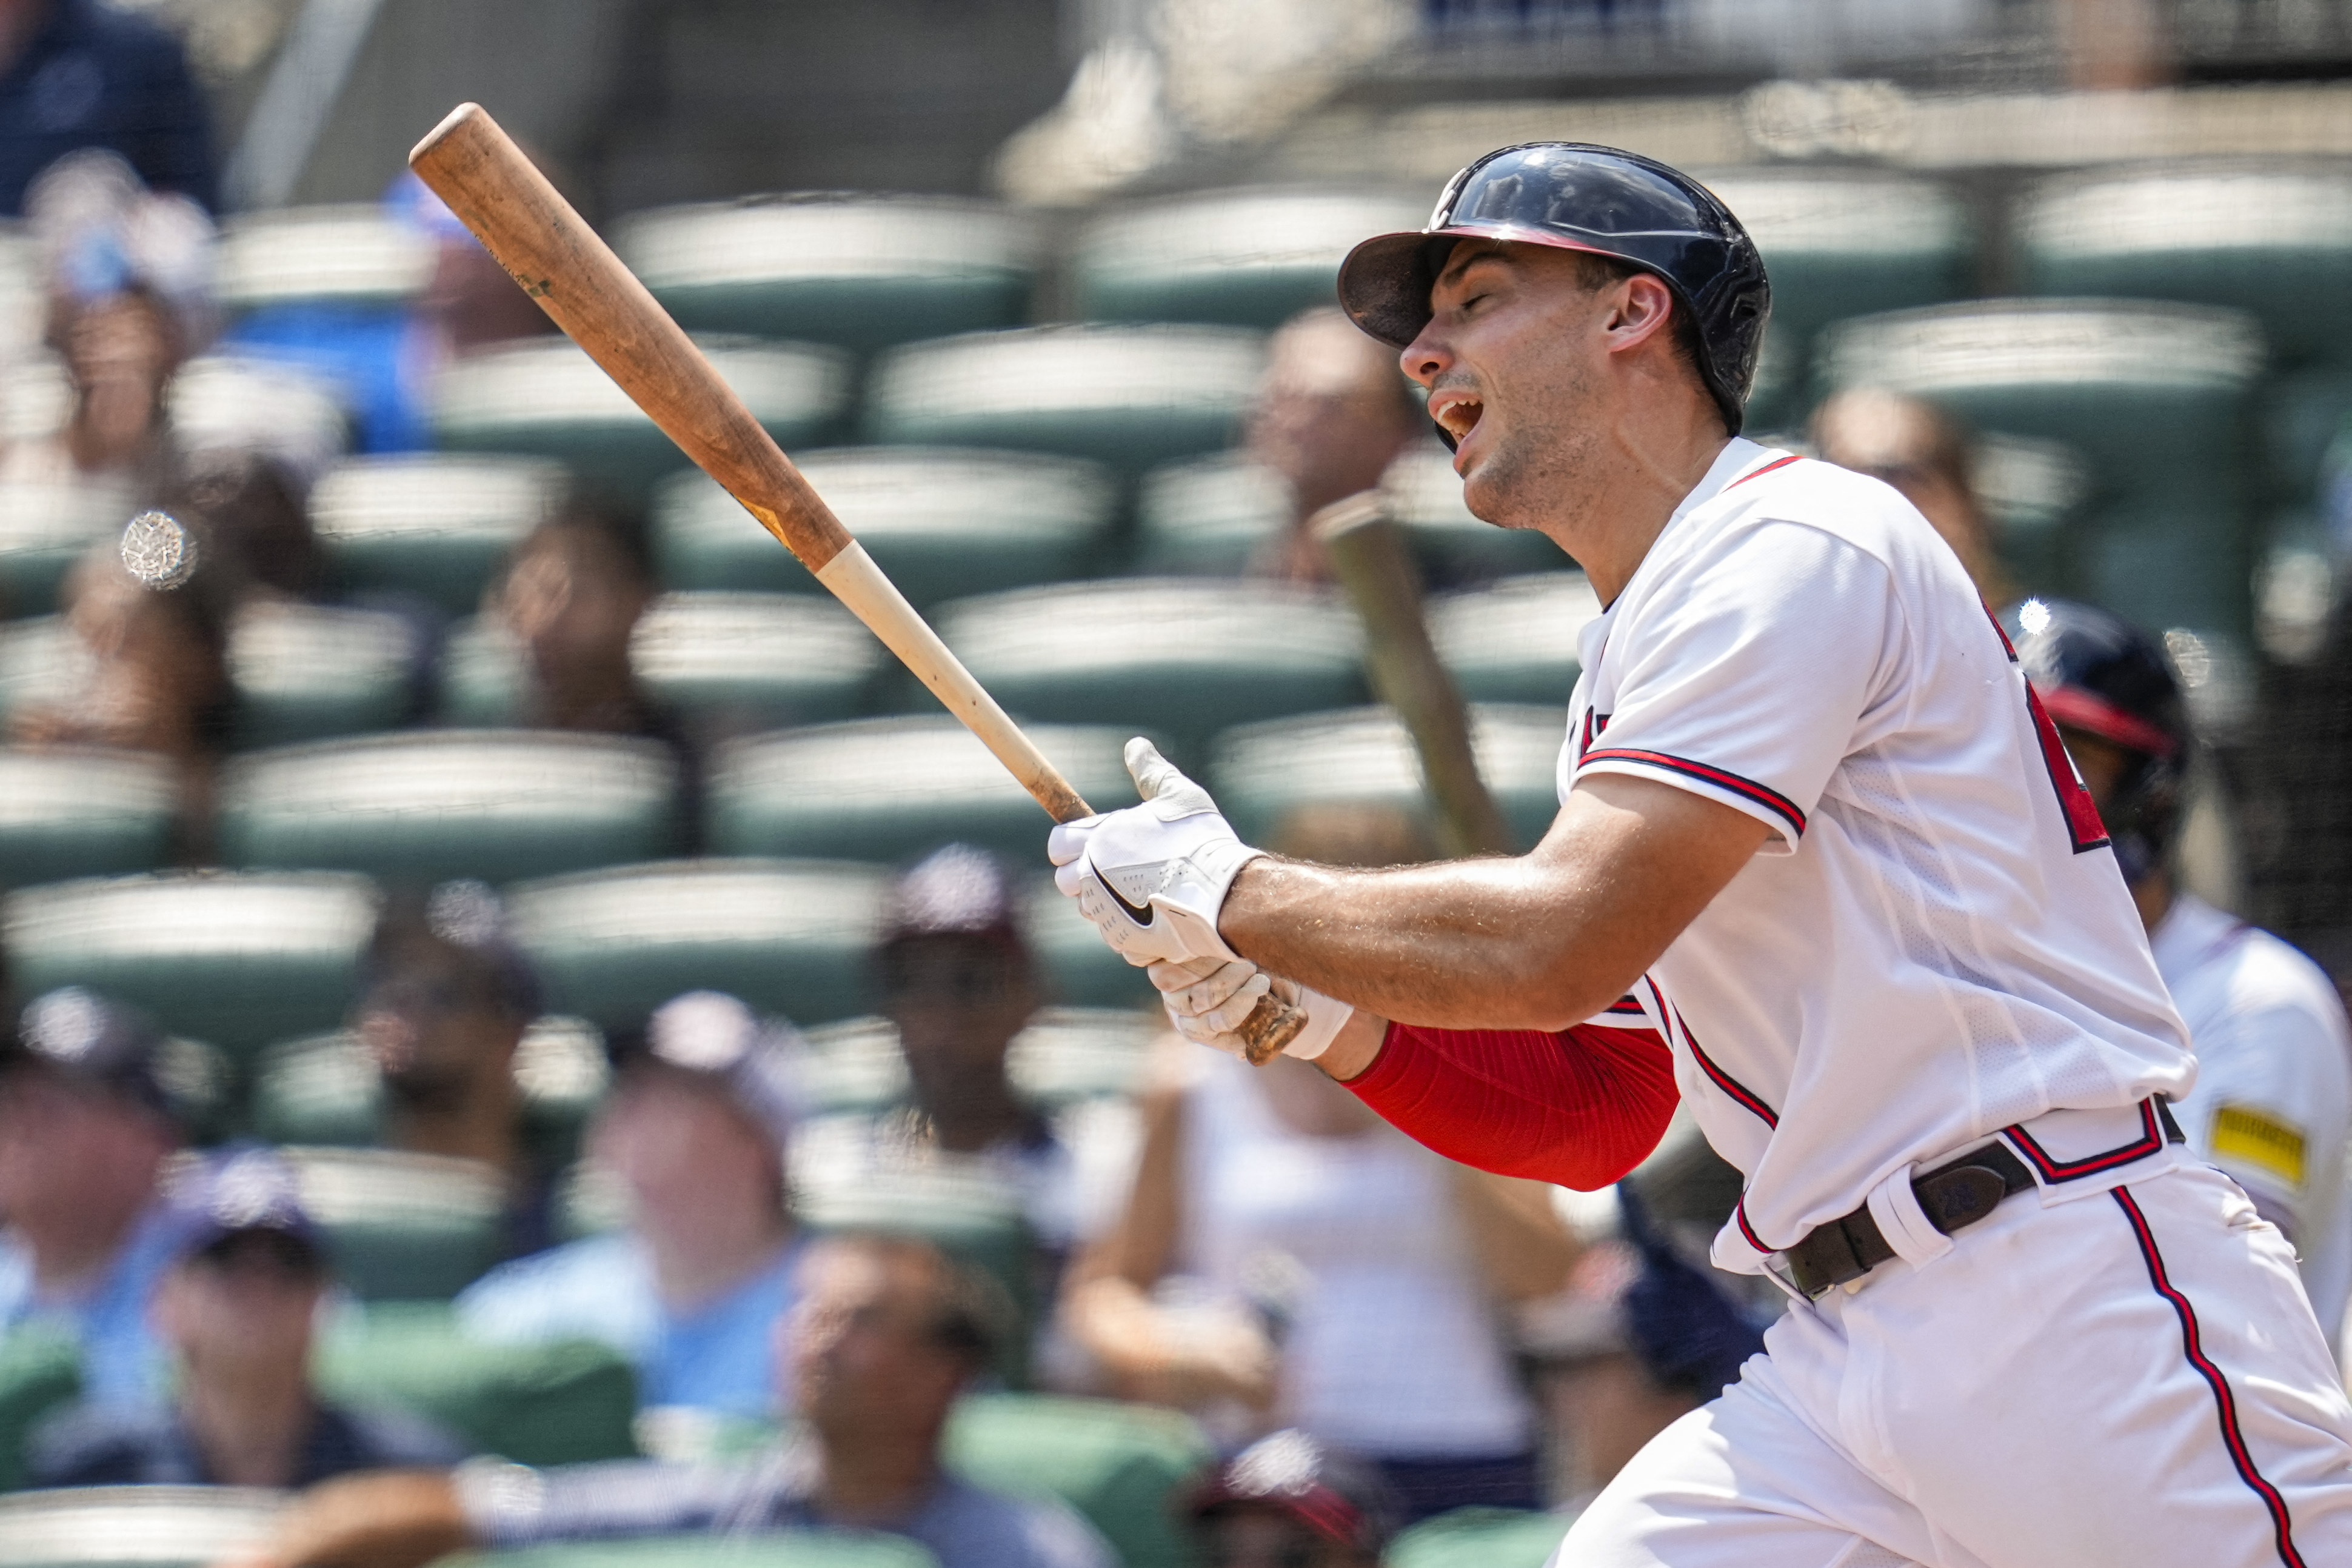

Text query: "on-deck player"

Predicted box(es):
[2016, 597, 2352, 1355]
[1047, 143, 2352, 1567]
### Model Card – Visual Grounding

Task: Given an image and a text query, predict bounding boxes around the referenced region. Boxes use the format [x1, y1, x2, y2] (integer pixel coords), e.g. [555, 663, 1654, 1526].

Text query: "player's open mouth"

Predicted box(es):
[1429, 392, 1484, 445]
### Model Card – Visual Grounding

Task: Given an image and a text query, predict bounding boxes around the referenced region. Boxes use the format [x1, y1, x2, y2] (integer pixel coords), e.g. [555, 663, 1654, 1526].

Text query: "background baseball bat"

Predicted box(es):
[1314, 493, 1516, 858]
[409, 102, 1306, 1061]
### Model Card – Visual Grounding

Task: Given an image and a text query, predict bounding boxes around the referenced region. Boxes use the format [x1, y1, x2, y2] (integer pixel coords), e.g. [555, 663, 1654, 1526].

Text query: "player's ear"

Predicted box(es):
[1604, 272, 1677, 356]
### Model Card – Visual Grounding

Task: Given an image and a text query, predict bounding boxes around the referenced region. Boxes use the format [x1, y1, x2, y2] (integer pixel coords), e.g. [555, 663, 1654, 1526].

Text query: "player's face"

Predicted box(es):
[1402, 241, 1618, 529]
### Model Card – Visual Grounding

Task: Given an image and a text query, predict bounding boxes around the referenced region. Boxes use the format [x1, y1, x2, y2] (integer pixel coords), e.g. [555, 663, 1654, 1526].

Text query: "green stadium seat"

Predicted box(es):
[227, 601, 417, 749]
[432, 339, 850, 496]
[168, 356, 350, 473]
[1429, 572, 1602, 708]
[1382, 450, 1573, 581]
[439, 1538, 934, 1568]
[252, 1016, 609, 1158]
[0, 478, 135, 618]
[2255, 366, 2352, 504]
[630, 593, 885, 732]
[864, 325, 1263, 475]
[1971, 432, 2094, 595]
[213, 206, 435, 315]
[652, 449, 1117, 607]
[944, 1393, 1214, 1568]
[318, 1301, 640, 1464]
[436, 618, 528, 726]
[2, 871, 376, 1060]
[1023, 881, 1153, 1010]
[0, 1486, 282, 1566]
[615, 193, 1038, 353]
[934, 580, 1365, 765]
[0, 1329, 79, 1493]
[506, 858, 886, 1029]
[1820, 300, 2265, 634]
[216, 732, 681, 886]
[2014, 163, 2352, 367]
[1132, 453, 1286, 575]
[1389, 1507, 1573, 1568]
[707, 718, 1134, 864]
[0, 749, 176, 889]
[1211, 704, 1569, 852]
[792, 1006, 1153, 1120]
[1072, 187, 1428, 329]
[1702, 168, 1975, 424]
[309, 454, 564, 613]
[286, 1147, 507, 1301]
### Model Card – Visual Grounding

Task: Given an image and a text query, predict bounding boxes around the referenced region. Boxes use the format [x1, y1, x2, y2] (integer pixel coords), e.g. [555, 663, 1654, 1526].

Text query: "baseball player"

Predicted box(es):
[2014, 598, 2352, 1353]
[1047, 142, 2352, 1566]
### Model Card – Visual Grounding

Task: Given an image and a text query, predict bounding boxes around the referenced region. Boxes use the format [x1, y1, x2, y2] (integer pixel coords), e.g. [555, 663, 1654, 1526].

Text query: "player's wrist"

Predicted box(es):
[1313, 1007, 1390, 1081]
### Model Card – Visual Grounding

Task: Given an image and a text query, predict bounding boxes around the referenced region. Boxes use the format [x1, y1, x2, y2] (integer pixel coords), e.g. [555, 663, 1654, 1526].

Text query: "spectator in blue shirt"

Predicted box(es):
[249, 1235, 1115, 1568]
[0, 987, 187, 1404]
[456, 990, 804, 1419]
[28, 1144, 465, 1487]
[0, 0, 214, 215]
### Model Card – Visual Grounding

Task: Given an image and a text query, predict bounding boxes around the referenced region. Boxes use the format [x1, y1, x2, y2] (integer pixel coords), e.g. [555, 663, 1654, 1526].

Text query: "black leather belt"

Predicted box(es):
[1781, 1101, 2185, 1299]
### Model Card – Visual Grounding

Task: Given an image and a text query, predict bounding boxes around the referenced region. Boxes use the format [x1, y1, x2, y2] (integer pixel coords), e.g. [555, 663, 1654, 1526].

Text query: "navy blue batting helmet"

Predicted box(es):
[1337, 143, 1771, 434]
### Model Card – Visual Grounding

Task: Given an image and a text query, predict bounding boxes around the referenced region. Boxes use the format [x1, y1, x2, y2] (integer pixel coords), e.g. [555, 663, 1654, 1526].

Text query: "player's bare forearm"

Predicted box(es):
[1220, 773, 1769, 1031]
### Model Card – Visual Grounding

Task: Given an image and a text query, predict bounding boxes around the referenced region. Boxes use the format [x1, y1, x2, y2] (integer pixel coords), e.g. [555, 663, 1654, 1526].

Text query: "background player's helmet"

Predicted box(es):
[1335, 142, 1771, 435]
[2006, 598, 2191, 884]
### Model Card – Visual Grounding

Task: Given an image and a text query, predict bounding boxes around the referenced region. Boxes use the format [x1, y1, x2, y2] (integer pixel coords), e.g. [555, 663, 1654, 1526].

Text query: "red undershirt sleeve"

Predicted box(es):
[1343, 1019, 1680, 1190]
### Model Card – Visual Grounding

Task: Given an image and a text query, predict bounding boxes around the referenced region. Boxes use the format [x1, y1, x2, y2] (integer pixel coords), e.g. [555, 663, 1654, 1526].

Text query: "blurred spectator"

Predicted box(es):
[1245, 307, 1425, 584]
[485, 505, 691, 771]
[353, 882, 559, 1259]
[28, 1144, 465, 1487]
[247, 1235, 1115, 1568]
[1811, 387, 2012, 606]
[0, 987, 184, 1404]
[457, 991, 804, 1420]
[2016, 598, 2352, 1348]
[9, 514, 236, 849]
[4, 148, 213, 498]
[1187, 1428, 1400, 1568]
[0, 1, 214, 216]
[1064, 806, 1575, 1521]
[224, 174, 550, 457]
[165, 449, 327, 603]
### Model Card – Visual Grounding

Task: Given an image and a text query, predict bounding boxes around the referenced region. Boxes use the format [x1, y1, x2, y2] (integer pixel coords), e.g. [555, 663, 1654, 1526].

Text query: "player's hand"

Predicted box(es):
[1051, 738, 1263, 967]
[1151, 955, 1353, 1062]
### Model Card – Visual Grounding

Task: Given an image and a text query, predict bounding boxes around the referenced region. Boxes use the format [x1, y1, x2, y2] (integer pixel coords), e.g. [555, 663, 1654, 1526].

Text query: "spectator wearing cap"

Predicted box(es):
[1189, 1429, 1400, 1568]
[247, 1234, 1114, 1568]
[800, 844, 1125, 1269]
[352, 883, 558, 1260]
[0, 2, 213, 216]
[27, 1145, 466, 1488]
[456, 990, 804, 1419]
[0, 987, 186, 1404]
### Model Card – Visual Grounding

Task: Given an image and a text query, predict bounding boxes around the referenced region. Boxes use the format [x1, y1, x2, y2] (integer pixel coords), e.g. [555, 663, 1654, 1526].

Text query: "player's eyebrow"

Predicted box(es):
[1435, 244, 1511, 298]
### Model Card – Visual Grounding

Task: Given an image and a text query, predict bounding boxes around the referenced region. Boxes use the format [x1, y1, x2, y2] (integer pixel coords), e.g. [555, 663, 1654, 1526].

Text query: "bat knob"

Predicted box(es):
[1236, 992, 1309, 1066]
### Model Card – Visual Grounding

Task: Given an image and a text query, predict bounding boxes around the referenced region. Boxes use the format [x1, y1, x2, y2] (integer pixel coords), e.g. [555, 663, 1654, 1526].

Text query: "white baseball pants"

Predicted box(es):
[1556, 1160, 2352, 1567]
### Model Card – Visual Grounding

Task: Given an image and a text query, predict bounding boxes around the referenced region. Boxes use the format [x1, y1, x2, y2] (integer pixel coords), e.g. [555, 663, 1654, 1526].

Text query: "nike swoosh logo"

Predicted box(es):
[1094, 869, 1155, 927]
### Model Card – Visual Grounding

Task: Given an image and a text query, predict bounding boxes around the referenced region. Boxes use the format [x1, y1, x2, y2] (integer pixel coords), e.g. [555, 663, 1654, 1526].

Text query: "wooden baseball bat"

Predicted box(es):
[1314, 492, 1515, 858]
[408, 102, 1306, 1060]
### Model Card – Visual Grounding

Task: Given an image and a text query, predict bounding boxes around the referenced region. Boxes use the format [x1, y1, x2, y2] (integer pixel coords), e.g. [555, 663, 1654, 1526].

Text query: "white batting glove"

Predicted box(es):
[1149, 955, 1352, 1063]
[1048, 738, 1264, 968]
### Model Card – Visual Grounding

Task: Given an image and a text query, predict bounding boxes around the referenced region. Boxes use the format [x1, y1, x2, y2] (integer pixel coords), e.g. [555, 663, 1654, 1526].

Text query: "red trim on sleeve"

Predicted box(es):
[1343, 1020, 1679, 1191]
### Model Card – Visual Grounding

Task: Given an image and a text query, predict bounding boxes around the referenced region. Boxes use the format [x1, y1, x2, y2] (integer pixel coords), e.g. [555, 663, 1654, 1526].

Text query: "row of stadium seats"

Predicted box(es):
[215, 167, 2352, 370]
[0, 701, 1580, 892]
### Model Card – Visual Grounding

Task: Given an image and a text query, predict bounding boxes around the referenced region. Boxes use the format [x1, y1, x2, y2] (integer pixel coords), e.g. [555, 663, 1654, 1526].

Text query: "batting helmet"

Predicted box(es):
[2006, 598, 2191, 884]
[1335, 142, 1771, 434]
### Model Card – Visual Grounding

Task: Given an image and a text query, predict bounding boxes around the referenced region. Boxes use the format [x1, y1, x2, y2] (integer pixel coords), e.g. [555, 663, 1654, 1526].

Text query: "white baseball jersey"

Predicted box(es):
[1556, 438, 2197, 1275]
[2153, 892, 2352, 1344]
